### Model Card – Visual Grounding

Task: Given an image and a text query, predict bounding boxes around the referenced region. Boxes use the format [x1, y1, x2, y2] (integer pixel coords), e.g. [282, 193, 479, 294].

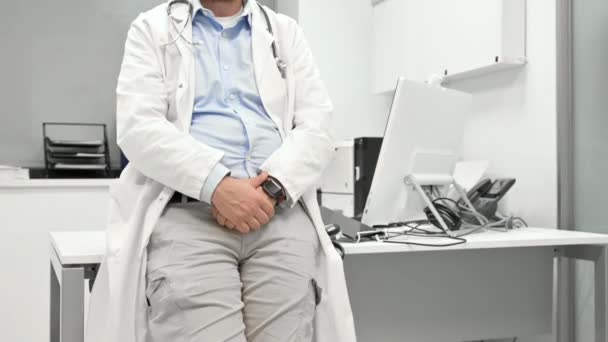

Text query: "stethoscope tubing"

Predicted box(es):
[166, 0, 287, 78]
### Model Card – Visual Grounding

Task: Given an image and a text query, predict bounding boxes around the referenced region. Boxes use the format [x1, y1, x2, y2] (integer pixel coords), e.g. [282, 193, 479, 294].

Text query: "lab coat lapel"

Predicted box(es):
[251, 6, 288, 132]
[167, 3, 195, 131]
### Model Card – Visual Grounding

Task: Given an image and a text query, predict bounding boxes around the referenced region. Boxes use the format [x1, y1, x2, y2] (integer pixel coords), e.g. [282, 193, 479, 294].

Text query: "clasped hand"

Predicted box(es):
[210, 172, 277, 234]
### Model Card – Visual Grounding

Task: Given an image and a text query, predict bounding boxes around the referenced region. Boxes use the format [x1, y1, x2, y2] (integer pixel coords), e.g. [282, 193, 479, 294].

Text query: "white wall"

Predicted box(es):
[451, 1, 557, 230]
[258, 0, 276, 9]
[294, 0, 392, 141]
[275, 0, 298, 19]
[449, 1, 558, 341]
[0, 0, 162, 169]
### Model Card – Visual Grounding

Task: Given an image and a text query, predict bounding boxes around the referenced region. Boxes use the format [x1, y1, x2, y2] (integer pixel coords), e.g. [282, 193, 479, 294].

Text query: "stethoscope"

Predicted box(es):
[166, 0, 287, 79]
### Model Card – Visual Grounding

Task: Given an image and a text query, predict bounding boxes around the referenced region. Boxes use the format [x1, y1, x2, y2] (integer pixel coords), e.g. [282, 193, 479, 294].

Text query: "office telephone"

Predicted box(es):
[460, 178, 516, 221]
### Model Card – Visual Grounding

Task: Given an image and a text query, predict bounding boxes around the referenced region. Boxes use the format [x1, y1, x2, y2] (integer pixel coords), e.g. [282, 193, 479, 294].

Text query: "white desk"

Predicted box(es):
[49, 228, 608, 342]
[343, 228, 608, 342]
[49, 231, 105, 342]
[0, 179, 113, 342]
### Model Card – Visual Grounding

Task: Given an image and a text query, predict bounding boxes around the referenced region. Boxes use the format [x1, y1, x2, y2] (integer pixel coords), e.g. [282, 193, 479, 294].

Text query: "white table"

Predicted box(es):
[342, 228, 608, 342]
[49, 231, 105, 342]
[49, 228, 608, 342]
[1, 179, 113, 342]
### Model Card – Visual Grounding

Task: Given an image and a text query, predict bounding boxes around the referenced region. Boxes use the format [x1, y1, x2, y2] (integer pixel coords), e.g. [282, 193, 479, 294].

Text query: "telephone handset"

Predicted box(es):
[460, 178, 516, 221]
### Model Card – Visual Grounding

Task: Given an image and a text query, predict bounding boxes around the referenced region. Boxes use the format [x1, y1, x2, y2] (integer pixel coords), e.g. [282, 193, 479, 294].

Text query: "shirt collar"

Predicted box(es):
[192, 0, 254, 24]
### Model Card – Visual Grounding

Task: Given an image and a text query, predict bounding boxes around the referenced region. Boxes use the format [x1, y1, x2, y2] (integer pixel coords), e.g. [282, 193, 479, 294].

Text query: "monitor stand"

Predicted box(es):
[404, 173, 484, 237]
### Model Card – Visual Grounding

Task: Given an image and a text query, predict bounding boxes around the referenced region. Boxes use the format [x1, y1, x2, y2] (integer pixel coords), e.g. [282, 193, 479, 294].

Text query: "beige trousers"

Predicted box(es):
[146, 201, 320, 342]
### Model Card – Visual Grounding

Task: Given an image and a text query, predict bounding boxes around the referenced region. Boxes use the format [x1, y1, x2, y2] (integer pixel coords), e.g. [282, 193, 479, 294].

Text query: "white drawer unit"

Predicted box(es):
[319, 141, 355, 195]
[318, 138, 383, 219]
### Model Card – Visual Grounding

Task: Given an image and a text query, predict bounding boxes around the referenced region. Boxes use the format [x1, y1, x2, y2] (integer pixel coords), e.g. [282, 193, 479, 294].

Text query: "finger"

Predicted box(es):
[249, 172, 269, 187]
[246, 217, 262, 231]
[259, 195, 275, 218]
[212, 207, 218, 219]
[217, 213, 227, 227]
[225, 220, 237, 230]
[255, 188, 275, 215]
[237, 222, 251, 234]
[254, 209, 270, 226]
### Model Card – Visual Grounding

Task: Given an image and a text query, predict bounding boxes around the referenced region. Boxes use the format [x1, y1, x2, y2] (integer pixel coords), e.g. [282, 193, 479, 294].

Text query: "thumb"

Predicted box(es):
[250, 172, 269, 187]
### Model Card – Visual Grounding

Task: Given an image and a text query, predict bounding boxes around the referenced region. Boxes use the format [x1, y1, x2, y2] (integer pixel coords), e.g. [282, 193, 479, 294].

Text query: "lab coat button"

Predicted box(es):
[223, 65, 230, 71]
[222, 31, 228, 38]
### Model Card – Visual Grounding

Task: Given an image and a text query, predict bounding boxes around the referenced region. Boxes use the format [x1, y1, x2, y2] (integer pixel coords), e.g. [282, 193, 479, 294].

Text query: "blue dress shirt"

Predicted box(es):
[190, 1, 283, 203]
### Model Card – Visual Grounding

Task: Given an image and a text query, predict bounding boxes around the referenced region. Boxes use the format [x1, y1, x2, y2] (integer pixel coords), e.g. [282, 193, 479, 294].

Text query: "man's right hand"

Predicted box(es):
[211, 172, 275, 234]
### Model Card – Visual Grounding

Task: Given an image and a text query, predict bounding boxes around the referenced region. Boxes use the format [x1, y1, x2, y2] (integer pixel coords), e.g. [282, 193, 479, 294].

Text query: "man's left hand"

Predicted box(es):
[213, 186, 277, 232]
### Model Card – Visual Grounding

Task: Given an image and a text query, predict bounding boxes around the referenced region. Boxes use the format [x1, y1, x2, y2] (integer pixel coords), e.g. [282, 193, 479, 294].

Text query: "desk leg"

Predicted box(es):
[595, 247, 608, 342]
[50, 262, 60, 342]
[61, 267, 85, 342]
[559, 246, 608, 342]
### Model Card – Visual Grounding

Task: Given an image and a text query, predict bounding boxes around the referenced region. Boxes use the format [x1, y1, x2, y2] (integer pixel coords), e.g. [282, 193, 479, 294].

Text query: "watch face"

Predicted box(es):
[264, 180, 281, 197]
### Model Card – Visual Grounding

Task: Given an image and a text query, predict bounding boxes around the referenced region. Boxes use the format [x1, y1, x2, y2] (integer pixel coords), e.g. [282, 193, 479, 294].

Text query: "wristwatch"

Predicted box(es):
[262, 177, 286, 204]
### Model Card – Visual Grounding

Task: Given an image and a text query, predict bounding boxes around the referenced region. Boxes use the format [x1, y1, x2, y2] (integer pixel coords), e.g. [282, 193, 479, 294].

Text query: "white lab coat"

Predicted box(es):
[85, 2, 356, 342]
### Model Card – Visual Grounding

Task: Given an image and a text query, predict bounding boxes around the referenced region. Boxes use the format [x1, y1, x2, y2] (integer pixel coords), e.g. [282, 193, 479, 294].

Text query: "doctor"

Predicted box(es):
[85, 0, 356, 341]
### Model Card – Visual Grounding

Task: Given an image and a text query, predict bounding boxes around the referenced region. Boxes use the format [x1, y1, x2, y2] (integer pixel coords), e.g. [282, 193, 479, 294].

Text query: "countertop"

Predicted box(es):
[0, 178, 117, 189]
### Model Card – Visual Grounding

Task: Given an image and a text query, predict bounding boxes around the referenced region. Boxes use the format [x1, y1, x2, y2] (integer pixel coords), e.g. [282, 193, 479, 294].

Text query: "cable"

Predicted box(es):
[379, 224, 468, 247]
[367, 184, 530, 248]
[424, 197, 463, 232]
[384, 234, 467, 247]
[427, 185, 529, 234]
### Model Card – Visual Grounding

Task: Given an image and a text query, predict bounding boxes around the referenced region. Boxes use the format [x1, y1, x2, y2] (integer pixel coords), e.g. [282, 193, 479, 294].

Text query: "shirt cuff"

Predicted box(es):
[200, 163, 231, 204]
[266, 175, 293, 208]
[279, 192, 293, 209]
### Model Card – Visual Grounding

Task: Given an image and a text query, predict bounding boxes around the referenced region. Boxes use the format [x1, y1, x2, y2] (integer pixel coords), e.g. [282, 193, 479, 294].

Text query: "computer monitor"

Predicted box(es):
[361, 78, 472, 227]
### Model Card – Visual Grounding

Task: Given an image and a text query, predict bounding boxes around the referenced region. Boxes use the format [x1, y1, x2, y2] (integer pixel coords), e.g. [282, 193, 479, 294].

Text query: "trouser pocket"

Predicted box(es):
[145, 275, 185, 340]
[311, 279, 322, 306]
[146, 276, 170, 317]
[297, 279, 322, 342]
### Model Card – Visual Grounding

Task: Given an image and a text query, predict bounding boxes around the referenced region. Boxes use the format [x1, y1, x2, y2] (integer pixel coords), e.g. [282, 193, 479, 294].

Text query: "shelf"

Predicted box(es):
[52, 163, 108, 171]
[46, 138, 104, 148]
[442, 57, 527, 84]
[370, 0, 527, 93]
[49, 152, 106, 159]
